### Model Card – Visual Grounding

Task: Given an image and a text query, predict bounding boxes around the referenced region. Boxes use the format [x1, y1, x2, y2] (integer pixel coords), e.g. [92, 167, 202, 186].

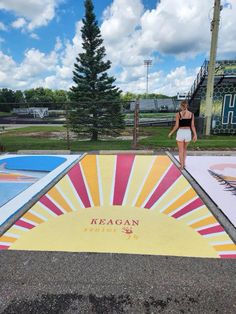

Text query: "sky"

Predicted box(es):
[0, 0, 235, 96]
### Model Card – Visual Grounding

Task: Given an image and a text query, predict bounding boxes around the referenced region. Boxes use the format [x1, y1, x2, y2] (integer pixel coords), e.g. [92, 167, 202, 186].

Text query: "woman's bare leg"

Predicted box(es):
[177, 141, 184, 169]
[183, 141, 190, 168]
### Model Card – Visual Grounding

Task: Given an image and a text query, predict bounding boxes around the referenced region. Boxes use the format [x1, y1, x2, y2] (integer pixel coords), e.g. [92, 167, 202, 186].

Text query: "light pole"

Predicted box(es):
[144, 59, 152, 96]
[205, 0, 222, 136]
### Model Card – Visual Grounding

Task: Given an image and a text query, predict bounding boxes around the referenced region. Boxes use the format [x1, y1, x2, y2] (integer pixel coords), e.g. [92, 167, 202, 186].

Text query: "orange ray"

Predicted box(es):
[135, 156, 171, 207]
[24, 212, 44, 224]
[0, 236, 17, 243]
[213, 244, 236, 251]
[163, 189, 196, 215]
[47, 187, 73, 213]
[81, 155, 100, 207]
[190, 216, 218, 229]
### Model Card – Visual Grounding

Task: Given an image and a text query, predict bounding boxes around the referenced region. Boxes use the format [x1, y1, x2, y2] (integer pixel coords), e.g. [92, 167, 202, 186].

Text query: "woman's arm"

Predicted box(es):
[191, 114, 197, 142]
[168, 113, 179, 138]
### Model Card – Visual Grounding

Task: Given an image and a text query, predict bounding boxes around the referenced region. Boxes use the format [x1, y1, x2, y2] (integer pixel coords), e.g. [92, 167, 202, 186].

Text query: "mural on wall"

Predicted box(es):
[0, 155, 79, 226]
[186, 156, 236, 228]
[1, 154, 235, 258]
[198, 60, 236, 134]
[222, 94, 236, 125]
[214, 62, 236, 76]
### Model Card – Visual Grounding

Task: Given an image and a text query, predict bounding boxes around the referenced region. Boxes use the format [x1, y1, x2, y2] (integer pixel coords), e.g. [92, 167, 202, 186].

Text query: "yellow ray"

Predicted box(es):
[57, 175, 84, 210]
[206, 233, 233, 244]
[8, 207, 219, 258]
[177, 206, 210, 224]
[97, 155, 116, 206]
[47, 187, 73, 213]
[163, 188, 197, 215]
[8, 226, 28, 237]
[125, 156, 156, 206]
[154, 176, 189, 211]
[30, 203, 57, 220]
[135, 156, 172, 207]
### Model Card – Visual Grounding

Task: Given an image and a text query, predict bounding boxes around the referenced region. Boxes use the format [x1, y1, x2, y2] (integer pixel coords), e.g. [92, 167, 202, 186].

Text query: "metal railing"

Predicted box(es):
[187, 60, 208, 102]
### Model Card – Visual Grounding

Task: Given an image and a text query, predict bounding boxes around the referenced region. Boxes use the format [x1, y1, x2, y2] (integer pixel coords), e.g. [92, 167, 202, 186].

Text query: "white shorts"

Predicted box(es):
[176, 128, 192, 142]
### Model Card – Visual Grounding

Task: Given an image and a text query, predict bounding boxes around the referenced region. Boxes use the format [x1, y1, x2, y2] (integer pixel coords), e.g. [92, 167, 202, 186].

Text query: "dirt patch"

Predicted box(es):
[11, 131, 77, 140]
[10, 131, 147, 141]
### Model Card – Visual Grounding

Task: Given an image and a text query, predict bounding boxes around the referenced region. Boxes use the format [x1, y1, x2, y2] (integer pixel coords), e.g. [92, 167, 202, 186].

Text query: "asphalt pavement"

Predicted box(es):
[0, 251, 236, 313]
[1, 150, 236, 313]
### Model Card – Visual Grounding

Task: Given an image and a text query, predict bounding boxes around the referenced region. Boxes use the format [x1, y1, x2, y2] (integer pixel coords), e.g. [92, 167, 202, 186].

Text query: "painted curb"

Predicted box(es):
[166, 151, 236, 244]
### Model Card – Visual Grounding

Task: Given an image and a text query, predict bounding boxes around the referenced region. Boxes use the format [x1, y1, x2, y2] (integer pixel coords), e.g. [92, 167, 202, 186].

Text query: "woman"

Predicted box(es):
[168, 100, 197, 170]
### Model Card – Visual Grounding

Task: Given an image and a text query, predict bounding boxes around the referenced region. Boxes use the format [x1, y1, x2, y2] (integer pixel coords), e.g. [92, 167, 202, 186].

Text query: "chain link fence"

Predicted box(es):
[0, 100, 206, 152]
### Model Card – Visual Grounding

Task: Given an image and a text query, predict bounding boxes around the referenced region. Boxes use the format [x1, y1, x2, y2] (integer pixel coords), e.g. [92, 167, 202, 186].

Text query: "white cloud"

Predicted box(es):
[11, 17, 27, 29]
[0, 0, 235, 96]
[101, 0, 144, 43]
[101, 0, 236, 62]
[99, 0, 203, 94]
[100, 0, 236, 95]
[101, 0, 145, 67]
[101, 0, 212, 64]
[157, 66, 197, 96]
[0, 0, 61, 30]
[117, 65, 197, 96]
[0, 18, 84, 90]
[138, 1, 208, 57]
[0, 51, 16, 86]
[54, 36, 63, 51]
[0, 47, 58, 89]
[30, 33, 40, 40]
[0, 51, 16, 70]
[41, 21, 84, 89]
[0, 21, 7, 31]
[217, 1, 236, 57]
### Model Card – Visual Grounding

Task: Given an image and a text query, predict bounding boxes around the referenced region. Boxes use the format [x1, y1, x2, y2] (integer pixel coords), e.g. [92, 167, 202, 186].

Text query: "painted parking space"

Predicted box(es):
[0, 154, 235, 258]
[0, 155, 80, 226]
[185, 156, 236, 227]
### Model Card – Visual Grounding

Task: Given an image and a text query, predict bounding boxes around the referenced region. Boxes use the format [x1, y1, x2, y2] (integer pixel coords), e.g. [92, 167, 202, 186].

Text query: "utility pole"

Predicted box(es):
[144, 59, 152, 96]
[205, 0, 222, 136]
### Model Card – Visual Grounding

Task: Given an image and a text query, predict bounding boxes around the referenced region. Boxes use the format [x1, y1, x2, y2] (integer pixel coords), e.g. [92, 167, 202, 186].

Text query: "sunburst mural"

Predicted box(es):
[0, 154, 235, 258]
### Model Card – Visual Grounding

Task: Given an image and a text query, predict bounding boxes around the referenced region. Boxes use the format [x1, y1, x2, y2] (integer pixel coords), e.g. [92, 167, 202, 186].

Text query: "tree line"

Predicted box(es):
[0, 88, 69, 112]
[0, 88, 171, 112]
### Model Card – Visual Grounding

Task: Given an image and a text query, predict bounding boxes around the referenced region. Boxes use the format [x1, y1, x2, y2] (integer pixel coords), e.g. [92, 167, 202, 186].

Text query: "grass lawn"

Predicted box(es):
[0, 125, 235, 152]
[3, 126, 66, 134]
[0, 126, 132, 151]
[139, 127, 236, 149]
[0, 136, 132, 152]
[0, 112, 12, 117]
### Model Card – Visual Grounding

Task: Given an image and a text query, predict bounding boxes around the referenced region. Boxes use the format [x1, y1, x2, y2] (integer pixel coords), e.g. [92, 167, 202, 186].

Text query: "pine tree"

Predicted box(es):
[69, 0, 124, 141]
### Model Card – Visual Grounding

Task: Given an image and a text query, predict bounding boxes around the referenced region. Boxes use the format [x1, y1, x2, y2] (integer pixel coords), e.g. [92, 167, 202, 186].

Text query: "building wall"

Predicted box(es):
[197, 60, 236, 135]
[199, 81, 236, 134]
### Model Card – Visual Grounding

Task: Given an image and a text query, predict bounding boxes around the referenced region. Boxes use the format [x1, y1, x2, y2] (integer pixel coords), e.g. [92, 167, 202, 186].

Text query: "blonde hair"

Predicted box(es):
[180, 100, 188, 110]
